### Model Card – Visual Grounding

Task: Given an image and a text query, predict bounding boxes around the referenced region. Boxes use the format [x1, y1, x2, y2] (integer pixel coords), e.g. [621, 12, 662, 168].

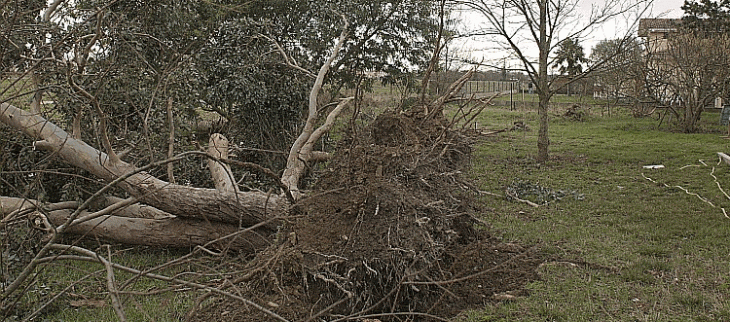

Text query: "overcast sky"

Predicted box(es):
[650, 0, 686, 18]
[450, 0, 689, 69]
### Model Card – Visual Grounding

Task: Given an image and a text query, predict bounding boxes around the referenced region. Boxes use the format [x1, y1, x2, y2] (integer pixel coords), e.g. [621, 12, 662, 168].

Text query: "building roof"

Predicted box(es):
[638, 18, 681, 37]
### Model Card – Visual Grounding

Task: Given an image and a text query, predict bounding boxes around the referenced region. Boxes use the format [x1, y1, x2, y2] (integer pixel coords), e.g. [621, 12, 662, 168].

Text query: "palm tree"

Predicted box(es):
[553, 38, 587, 96]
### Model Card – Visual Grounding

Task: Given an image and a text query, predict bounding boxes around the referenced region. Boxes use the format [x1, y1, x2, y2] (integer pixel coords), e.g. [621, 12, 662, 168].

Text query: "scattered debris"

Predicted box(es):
[506, 180, 584, 205]
[563, 104, 588, 121]
[642, 164, 665, 169]
[509, 121, 530, 131]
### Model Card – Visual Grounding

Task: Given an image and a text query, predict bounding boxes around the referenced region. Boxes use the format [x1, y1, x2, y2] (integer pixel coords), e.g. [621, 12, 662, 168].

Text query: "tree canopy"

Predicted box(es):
[553, 38, 587, 76]
[681, 0, 730, 33]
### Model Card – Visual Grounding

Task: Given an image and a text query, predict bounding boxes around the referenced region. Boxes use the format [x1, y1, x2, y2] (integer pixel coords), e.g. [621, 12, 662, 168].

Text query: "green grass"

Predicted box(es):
[8, 247, 202, 321]
[462, 102, 730, 321]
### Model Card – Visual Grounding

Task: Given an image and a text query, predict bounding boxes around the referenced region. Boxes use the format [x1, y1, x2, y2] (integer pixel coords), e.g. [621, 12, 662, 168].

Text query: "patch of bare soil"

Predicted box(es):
[188, 109, 543, 321]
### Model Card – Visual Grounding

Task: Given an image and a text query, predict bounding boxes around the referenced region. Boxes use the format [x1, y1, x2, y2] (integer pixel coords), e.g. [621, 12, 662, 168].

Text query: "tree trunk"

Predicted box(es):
[0, 102, 285, 228]
[537, 92, 550, 163]
[536, 0, 550, 163]
[44, 210, 271, 252]
[1, 196, 272, 252]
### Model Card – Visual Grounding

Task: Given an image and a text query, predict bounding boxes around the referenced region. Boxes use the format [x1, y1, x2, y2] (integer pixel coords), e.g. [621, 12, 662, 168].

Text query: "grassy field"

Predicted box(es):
[8, 93, 730, 321]
[461, 99, 730, 321]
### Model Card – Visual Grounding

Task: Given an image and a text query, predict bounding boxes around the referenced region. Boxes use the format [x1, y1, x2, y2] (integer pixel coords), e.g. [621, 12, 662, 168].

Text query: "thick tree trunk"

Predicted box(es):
[100, 196, 173, 219]
[0, 102, 285, 227]
[1, 197, 271, 252]
[44, 210, 271, 252]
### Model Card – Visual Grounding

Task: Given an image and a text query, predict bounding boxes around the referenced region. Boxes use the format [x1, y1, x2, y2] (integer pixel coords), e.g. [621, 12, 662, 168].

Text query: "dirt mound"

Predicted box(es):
[188, 109, 543, 321]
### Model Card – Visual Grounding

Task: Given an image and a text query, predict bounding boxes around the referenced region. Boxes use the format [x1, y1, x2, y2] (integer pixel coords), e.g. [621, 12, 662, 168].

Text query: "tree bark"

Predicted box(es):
[0, 102, 285, 227]
[208, 133, 238, 193]
[100, 196, 174, 219]
[0, 197, 271, 252]
[43, 210, 271, 252]
[536, 0, 550, 163]
[281, 15, 349, 197]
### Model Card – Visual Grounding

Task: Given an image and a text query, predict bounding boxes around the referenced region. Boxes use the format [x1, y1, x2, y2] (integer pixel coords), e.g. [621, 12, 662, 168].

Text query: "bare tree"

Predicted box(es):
[590, 38, 644, 101]
[458, 0, 651, 162]
[642, 32, 730, 132]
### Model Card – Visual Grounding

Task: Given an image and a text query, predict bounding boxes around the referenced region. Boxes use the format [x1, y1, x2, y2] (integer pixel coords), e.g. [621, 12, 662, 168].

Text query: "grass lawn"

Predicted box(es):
[462, 101, 730, 321]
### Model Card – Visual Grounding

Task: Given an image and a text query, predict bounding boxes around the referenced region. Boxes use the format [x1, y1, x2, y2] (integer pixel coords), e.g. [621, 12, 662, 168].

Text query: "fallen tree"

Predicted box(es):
[1, 3, 546, 320]
[0, 12, 357, 311]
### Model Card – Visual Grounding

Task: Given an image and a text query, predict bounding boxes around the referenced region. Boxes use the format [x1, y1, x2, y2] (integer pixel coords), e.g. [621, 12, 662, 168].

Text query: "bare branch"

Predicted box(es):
[283, 12, 350, 195]
[166, 97, 176, 183]
[260, 34, 315, 78]
[281, 97, 353, 196]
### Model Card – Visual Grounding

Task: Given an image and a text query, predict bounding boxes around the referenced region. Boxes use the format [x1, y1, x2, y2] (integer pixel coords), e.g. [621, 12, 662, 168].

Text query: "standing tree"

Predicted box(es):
[460, 0, 650, 162]
[682, 0, 730, 33]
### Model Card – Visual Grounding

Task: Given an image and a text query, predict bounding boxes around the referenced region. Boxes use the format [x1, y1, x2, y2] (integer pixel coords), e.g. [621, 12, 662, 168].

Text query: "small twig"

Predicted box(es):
[225, 159, 294, 204]
[505, 190, 540, 208]
[119, 214, 284, 291]
[710, 167, 730, 201]
[303, 294, 352, 322]
[166, 97, 175, 183]
[642, 173, 716, 207]
[21, 270, 101, 322]
[333, 312, 449, 322]
[259, 34, 315, 78]
[403, 244, 538, 286]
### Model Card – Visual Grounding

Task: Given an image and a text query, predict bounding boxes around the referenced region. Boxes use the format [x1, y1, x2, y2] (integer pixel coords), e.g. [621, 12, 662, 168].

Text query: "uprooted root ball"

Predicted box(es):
[189, 109, 543, 321]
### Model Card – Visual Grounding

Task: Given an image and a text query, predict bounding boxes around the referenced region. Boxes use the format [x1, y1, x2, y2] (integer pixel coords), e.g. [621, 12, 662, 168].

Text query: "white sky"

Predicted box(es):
[449, 0, 688, 70]
[650, 0, 686, 18]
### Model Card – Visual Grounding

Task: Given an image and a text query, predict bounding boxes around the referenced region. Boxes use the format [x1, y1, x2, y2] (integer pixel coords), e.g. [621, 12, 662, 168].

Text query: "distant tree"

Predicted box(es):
[638, 0, 730, 132]
[590, 38, 644, 100]
[553, 38, 587, 76]
[681, 0, 730, 33]
[642, 33, 730, 132]
[552, 38, 587, 95]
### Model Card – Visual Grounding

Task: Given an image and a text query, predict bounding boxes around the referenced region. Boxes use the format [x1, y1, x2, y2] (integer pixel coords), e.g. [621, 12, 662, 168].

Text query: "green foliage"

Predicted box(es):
[197, 17, 310, 158]
[0, 0, 48, 71]
[681, 0, 730, 33]
[552, 38, 587, 76]
[17, 0, 440, 174]
[244, 0, 438, 84]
